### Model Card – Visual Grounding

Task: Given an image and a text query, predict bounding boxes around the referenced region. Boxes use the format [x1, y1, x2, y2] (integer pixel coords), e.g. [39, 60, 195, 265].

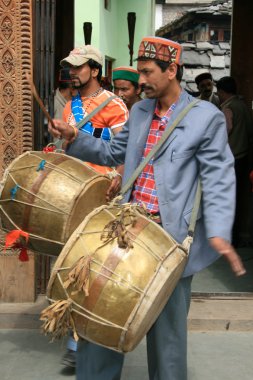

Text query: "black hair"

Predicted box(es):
[87, 59, 102, 82]
[155, 60, 184, 82]
[132, 81, 139, 90]
[195, 72, 213, 86]
[216, 76, 237, 95]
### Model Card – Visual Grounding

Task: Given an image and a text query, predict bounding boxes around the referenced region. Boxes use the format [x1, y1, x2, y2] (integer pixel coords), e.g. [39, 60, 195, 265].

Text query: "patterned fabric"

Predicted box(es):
[63, 89, 128, 174]
[138, 37, 183, 65]
[131, 101, 178, 214]
[71, 93, 111, 141]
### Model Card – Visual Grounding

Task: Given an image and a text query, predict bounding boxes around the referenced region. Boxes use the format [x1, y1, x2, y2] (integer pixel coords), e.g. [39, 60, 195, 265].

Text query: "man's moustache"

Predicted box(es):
[141, 85, 154, 91]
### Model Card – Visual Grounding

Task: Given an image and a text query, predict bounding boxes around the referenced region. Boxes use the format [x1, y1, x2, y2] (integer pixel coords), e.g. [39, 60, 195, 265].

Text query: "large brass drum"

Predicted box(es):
[47, 204, 188, 352]
[0, 151, 111, 256]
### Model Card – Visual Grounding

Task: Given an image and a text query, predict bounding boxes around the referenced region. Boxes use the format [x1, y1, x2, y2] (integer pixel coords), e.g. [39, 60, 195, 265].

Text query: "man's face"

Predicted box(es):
[137, 60, 171, 99]
[198, 79, 213, 99]
[69, 63, 93, 89]
[113, 79, 139, 109]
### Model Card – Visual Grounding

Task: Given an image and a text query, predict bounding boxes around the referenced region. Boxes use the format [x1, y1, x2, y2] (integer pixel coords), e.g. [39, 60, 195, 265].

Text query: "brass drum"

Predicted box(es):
[0, 151, 111, 256]
[46, 204, 189, 352]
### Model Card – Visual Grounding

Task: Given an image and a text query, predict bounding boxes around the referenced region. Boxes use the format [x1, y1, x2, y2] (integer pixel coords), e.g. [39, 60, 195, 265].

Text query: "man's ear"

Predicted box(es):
[91, 67, 99, 78]
[166, 62, 178, 80]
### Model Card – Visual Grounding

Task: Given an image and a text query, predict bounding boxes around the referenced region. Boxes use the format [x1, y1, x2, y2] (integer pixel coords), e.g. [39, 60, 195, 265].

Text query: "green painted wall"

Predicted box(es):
[74, 0, 155, 71]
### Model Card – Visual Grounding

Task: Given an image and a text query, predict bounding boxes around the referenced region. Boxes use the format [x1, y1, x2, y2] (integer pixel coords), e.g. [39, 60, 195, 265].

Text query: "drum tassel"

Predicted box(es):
[63, 256, 91, 296]
[40, 299, 78, 342]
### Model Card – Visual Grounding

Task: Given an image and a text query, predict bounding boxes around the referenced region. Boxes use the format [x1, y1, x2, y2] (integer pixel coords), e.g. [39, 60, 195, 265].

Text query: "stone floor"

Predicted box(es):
[1, 329, 253, 380]
[192, 246, 253, 293]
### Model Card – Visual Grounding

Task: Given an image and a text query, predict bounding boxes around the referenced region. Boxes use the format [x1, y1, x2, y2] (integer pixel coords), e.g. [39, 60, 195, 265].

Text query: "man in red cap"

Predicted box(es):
[49, 36, 245, 380]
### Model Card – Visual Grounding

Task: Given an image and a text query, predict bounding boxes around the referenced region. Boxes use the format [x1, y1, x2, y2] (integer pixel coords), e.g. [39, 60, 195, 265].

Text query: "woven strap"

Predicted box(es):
[75, 95, 117, 130]
[53, 95, 117, 148]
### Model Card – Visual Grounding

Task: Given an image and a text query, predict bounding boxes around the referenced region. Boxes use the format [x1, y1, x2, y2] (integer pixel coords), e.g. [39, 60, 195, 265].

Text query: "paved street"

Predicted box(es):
[1, 329, 253, 380]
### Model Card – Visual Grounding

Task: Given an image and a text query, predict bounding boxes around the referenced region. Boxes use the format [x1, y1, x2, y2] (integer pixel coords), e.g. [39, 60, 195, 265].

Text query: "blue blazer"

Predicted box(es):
[67, 90, 236, 277]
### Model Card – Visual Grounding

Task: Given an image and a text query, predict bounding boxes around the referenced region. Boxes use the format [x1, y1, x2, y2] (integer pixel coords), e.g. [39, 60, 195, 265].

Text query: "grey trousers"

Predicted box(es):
[76, 276, 193, 380]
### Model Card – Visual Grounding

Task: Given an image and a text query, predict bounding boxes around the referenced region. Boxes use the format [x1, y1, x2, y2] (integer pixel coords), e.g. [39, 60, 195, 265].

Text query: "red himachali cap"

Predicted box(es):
[137, 36, 183, 66]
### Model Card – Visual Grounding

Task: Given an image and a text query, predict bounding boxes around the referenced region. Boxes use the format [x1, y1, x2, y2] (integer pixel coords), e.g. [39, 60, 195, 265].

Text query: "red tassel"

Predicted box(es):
[18, 247, 29, 262]
[4, 230, 29, 261]
[43, 145, 56, 153]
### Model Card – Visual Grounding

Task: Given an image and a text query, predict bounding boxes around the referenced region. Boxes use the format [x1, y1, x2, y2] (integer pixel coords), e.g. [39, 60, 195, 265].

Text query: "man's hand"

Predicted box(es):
[106, 165, 124, 202]
[106, 175, 122, 201]
[209, 237, 246, 276]
[48, 119, 76, 142]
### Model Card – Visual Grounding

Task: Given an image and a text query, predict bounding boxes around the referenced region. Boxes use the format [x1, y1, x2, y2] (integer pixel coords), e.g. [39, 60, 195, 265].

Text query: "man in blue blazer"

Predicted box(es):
[49, 36, 245, 380]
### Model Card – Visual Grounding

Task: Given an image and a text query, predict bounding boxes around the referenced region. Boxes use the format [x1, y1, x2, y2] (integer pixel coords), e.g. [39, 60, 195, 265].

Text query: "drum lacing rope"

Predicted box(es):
[78, 233, 145, 294]
[0, 207, 64, 246]
[57, 231, 145, 295]
[28, 152, 86, 185]
[53, 274, 127, 330]
[0, 172, 69, 215]
[103, 203, 164, 261]
[70, 203, 164, 261]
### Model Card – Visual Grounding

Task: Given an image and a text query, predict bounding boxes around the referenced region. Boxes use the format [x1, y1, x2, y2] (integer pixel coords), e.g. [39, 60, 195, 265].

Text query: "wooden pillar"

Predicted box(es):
[231, 0, 253, 115]
[230, 0, 253, 243]
[0, 0, 35, 302]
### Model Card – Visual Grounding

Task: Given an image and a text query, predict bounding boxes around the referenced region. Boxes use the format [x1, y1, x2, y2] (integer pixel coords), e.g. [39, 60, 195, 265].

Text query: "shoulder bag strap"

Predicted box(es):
[75, 95, 118, 130]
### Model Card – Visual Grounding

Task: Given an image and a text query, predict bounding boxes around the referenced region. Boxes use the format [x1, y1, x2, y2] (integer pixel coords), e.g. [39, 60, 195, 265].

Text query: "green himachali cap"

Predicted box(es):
[112, 66, 140, 84]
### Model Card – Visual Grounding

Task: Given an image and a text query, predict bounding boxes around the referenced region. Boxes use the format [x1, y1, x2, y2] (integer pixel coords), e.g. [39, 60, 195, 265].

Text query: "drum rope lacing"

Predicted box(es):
[0, 172, 69, 214]
[0, 203, 65, 246]
[45, 271, 128, 333]
[42, 203, 189, 342]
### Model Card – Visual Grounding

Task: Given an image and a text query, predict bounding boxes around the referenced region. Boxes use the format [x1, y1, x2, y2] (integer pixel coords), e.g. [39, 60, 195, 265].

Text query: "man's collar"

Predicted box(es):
[220, 95, 237, 108]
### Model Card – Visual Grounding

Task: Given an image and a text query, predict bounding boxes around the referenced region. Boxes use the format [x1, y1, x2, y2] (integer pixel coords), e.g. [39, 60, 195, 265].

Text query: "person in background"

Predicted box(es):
[195, 72, 220, 108]
[54, 68, 73, 119]
[112, 66, 142, 110]
[217, 76, 253, 246]
[49, 36, 245, 380]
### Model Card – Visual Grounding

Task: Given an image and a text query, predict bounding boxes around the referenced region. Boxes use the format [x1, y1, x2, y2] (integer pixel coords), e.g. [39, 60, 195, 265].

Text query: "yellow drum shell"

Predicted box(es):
[47, 204, 188, 352]
[0, 151, 111, 256]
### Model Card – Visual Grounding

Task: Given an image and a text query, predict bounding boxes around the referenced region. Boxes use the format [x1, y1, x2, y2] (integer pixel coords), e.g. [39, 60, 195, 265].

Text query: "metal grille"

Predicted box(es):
[34, 0, 56, 293]
[34, 0, 56, 151]
[33, 0, 74, 294]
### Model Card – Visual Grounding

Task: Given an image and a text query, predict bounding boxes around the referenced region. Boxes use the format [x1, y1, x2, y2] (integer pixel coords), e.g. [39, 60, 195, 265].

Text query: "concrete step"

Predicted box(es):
[188, 296, 253, 331]
[1, 295, 253, 331]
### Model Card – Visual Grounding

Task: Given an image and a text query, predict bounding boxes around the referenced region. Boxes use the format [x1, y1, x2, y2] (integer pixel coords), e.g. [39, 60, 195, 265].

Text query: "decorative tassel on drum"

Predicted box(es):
[101, 204, 146, 249]
[63, 255, 92, 296]
[4, 229, 29, 261]
[40, 299, 78, 342]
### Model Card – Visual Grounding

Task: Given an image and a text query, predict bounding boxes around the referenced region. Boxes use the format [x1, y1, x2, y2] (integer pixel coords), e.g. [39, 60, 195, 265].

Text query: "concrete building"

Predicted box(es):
[156, 1, 232, 93]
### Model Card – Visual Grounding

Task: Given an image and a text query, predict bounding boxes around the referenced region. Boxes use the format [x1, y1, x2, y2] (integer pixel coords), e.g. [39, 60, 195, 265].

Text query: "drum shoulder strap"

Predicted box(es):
[75, 95, 118, 130]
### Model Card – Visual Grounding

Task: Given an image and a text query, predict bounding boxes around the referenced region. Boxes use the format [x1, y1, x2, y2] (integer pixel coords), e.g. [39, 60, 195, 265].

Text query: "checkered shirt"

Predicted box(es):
[131, 101, 178, 214]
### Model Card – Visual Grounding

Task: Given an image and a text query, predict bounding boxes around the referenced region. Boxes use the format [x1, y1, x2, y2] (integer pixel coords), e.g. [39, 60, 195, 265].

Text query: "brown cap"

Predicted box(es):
[60, 45, 103, 67]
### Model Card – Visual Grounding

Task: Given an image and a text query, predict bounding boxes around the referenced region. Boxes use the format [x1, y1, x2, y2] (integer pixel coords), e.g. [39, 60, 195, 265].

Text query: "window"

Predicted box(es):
[210, 29, 219, 41]
[210, 28, 231, 42]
